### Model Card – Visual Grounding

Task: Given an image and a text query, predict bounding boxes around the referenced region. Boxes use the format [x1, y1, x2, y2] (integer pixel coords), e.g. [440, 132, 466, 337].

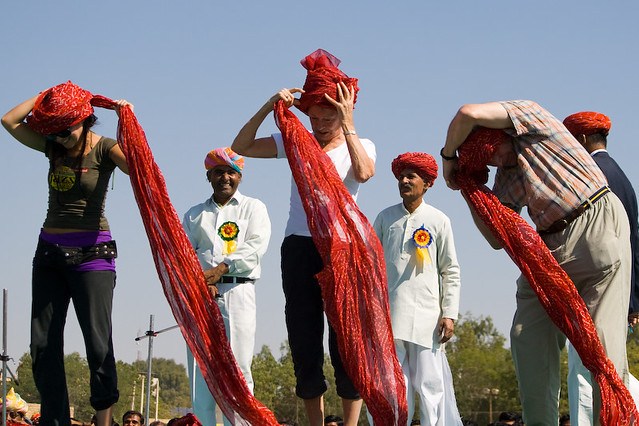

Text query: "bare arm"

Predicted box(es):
[1, 95, 47, 152]
[109, 144, 129, 175]
[325, 82, 375, 182]
[232, 88, 303, 158]
[442, 102, 513, 190]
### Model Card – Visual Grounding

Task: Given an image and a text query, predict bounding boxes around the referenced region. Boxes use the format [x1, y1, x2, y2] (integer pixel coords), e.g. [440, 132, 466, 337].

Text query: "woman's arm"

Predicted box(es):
[1, 95, 47, 152]
[232, 88, 303, 158]
[325, 82, 375, 183]
[109, 144, 129, 175]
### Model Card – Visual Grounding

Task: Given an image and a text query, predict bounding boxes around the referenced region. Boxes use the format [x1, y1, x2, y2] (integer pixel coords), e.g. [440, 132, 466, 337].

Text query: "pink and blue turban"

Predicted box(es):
[204, 147, 244, 173]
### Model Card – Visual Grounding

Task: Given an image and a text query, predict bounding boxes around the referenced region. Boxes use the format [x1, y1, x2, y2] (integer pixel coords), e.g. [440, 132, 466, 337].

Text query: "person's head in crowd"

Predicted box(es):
[149, 422, 166, 426]
[205, 147, 244, 205]
[323, 414, 343, 426]
[497, 411, 522, 425]
[122, 410, 144, 426]
[559, 413, 571, 426]
[563, 111, 611, 154]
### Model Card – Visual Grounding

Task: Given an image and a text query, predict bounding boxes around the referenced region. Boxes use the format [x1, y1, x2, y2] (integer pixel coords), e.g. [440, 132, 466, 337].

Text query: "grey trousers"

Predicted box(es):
[510, 193, 631, 426]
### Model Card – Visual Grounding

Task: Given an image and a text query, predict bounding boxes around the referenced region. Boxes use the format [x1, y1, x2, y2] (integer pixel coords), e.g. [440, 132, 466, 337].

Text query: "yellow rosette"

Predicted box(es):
[412, 226, 432, 267]
[218, 221, 239, 255]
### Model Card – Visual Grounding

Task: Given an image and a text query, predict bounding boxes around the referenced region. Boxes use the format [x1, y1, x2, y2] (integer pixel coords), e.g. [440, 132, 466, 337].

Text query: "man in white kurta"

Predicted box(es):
[182, 147, 271, 426]
[373, 152, 462, 426]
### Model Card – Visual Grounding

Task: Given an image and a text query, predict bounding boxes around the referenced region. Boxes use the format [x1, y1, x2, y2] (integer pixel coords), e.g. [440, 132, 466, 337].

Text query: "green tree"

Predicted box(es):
[252, 342, 359, 426]
[128, 358, 191, 420]
[13, 352, 191, 423]
[447, 314, 520, 423]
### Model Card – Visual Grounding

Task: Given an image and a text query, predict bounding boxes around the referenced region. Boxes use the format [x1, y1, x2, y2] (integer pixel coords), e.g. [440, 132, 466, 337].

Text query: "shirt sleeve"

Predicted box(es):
[436, 216, 461, 320]
[272, 133, 287, 159]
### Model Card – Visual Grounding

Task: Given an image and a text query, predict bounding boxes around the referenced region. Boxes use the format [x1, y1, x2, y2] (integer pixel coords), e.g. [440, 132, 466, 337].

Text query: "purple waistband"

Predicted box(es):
[38, 229, 116, 272]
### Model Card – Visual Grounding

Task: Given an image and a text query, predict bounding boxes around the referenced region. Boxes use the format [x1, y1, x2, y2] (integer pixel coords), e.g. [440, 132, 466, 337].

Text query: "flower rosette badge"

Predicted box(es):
[412, 225, 432, 266]
[218, 221, 239, 255]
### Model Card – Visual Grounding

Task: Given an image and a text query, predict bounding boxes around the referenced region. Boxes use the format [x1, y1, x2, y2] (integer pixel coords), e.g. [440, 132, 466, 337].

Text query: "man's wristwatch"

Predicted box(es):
[440, 147, 458, 161]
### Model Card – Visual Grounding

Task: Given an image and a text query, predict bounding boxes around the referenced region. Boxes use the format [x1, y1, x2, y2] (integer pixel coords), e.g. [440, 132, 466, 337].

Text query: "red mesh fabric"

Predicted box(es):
[113, 104, 279, 425]
[27, 81, 95, 134]
[563, 111, 612, 137]
[456, 128, 638, 425]
[274, 101, 408, 426]
[297, 49, 359, 114]
[169, 413, 203, 426]
[391, 152, 438, 182]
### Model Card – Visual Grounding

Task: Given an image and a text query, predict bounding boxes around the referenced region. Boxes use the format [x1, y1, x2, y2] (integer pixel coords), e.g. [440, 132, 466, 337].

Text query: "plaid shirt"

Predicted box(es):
[493, 100, 607, 230]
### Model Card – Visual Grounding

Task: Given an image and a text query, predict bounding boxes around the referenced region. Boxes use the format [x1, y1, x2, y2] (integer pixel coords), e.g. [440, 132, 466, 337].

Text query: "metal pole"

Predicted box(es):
[153, 378, 159, 421]
[2, 289, 7, 426]
[133, 316, 178, 425]
[131, 380, 136, 410]
[139, 375, 145, 413]
[144, 315, 154, 426]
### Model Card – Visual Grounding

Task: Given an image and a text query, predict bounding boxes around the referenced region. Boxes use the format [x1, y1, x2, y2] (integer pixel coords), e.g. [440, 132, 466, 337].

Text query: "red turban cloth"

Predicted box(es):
[169, 414, 203, 426]
[297, 49, 359, 114]
[26, 81, 113, 135]
[391, 152, 438, 183]
[457, 127, 511, 184]
[563, 111, 612, 137]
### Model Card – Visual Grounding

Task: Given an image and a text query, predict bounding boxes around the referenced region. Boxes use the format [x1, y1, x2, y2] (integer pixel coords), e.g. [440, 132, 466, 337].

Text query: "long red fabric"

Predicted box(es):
[274, 101, 408, 426]
[110, 102, 279, 425]
[456, 129, 638, 425]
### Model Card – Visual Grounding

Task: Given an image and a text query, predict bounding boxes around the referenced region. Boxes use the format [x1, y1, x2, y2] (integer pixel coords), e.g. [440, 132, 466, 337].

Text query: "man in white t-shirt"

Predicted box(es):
[231, 49, 375, 426]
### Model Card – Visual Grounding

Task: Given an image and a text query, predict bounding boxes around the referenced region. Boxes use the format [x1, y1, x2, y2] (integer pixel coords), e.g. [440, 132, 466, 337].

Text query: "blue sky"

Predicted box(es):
[2, 1, 638, 369]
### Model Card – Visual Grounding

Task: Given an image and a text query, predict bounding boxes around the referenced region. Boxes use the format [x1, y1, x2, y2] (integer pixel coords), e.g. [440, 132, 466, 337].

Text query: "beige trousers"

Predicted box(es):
[510, 193, 631, 426]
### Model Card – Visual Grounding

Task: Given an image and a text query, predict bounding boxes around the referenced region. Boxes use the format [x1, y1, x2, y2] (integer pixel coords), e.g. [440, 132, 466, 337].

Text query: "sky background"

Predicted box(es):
[1, 1, 638, 372]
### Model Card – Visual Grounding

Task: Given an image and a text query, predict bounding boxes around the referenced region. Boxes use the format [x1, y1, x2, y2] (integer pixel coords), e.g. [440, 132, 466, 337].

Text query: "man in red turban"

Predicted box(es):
[231, 49, 376, 426]
[563, 111, 639, 424]
[441, 101, 633, 424]
[374, 152, 463, 424]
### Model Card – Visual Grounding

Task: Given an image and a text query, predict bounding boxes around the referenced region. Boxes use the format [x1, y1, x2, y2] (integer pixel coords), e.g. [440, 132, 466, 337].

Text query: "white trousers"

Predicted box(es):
[369, 340, 462, 426]
[568, 342, 639, 425]
[186, 282, 256, 426]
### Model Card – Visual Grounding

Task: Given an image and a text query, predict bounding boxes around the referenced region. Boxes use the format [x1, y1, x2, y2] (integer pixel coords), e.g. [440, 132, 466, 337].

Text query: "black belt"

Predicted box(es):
[34, 239, 118, 267]
[538, 187, 610, 235]
[218, 276, 254, 284]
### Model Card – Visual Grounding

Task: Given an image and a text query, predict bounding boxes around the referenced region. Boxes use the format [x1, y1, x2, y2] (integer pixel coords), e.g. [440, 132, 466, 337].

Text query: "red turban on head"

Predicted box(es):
[168, 413, 202, 426]
[391, 152, 438, 183]
[27, 81, 98, 135]
[297, 49, 359, 114]
[563, 111, 611, 138]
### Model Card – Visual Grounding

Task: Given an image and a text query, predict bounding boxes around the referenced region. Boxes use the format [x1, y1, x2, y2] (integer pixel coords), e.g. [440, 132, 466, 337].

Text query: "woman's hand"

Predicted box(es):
[114, 99, 133, 117]
[269, 88, 304, 109]
[324, 81, 355, 127]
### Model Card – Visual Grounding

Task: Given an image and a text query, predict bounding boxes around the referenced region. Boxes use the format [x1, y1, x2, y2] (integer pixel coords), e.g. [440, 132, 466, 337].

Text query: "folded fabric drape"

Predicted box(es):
[115, 105, 278, 425]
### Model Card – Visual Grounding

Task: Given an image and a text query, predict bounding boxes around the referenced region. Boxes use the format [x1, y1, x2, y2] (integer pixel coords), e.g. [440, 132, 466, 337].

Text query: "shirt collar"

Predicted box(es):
[589, 148, 607, 157]
[207, 189, 244, 207]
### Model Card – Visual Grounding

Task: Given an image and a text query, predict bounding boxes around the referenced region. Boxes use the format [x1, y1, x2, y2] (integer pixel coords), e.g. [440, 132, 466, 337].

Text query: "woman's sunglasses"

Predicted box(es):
[47, 128, 72, 139]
